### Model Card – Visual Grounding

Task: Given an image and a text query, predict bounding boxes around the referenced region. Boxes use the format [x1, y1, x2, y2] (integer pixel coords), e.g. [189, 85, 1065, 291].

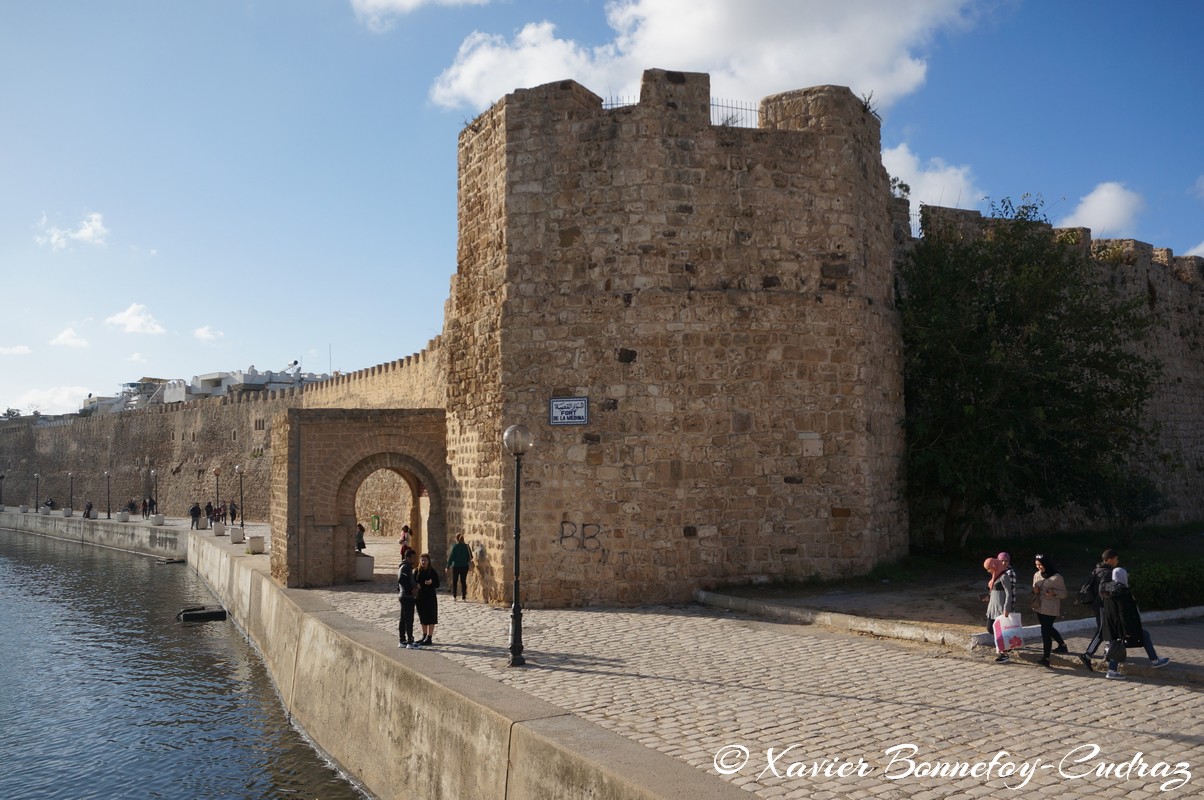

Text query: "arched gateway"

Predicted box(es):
[269, 408, 447, 588]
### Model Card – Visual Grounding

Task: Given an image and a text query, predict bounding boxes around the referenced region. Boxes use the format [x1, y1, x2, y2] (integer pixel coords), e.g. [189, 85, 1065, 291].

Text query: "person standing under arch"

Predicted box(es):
[446, 533, 472, 601]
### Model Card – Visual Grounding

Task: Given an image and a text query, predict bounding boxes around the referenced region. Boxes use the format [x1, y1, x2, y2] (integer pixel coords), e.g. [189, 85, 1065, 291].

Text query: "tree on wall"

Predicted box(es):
[898, 198, 1163, 550]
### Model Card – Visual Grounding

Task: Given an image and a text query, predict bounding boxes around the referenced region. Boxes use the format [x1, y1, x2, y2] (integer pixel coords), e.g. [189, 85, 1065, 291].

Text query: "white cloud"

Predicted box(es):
[430, 0, 974, 111]
[1, 345, 32, 356]
[19, 386, 92, 416]
[35, 212, 110, 251]
[882, 142, 985, 232]
[1186, 240, 1204, 257]
[193, 325, 224, 343]
[50, 328, 89, 348]
[127, 352, 147, 363]
[351, 0, 490, 32]
[1193, 175, 1204, 200]
[105, 303, 166, 335]
[1056, 182, 1144, 237]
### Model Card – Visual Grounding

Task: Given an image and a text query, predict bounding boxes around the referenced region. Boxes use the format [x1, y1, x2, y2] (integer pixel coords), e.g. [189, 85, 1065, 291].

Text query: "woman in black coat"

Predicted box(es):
[414, 553, 440, 647]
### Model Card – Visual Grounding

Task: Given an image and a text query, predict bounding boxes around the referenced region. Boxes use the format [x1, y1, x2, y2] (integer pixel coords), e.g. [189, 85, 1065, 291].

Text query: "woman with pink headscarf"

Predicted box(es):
[983, 552, 1017, 663]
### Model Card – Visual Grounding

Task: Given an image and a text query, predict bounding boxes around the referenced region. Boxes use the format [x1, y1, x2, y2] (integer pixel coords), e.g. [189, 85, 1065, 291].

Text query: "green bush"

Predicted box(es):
[1131, 559, 1204, 611]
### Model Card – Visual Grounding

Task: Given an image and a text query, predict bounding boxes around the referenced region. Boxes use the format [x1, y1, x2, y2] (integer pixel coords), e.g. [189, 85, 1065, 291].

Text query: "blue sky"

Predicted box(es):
[3, 0, 1201, 415]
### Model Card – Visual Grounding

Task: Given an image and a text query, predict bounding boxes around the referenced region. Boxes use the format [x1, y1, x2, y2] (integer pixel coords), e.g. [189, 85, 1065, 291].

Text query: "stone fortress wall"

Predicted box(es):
[3, 68, 1201, 606]
[922, 207, 1204, 530]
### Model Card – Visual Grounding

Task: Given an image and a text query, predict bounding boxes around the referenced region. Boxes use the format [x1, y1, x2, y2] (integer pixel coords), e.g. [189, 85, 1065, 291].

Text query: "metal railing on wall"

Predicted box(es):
[602, 97, 762, 128]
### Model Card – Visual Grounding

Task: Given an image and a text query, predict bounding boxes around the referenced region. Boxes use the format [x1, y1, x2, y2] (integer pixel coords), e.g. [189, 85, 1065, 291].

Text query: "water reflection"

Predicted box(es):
[0, 529, 366, 800]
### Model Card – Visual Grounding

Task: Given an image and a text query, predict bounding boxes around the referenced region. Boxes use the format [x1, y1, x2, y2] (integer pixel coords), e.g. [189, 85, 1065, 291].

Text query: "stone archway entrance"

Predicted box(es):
[269, 408, 447, 588]
[355, 469, 429, 554]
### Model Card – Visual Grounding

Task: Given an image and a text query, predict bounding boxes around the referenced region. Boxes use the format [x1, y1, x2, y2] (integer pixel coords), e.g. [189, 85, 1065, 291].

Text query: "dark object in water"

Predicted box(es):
[177, 605, 227, 622]
[157, 557, 186, 565]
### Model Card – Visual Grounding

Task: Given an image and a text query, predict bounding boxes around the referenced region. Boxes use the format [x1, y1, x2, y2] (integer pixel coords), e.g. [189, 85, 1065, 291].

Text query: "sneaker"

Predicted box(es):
[1151, 657, 1170, 669]
[1105, 670, 1126, 680]
[995, 654, 1010, 664]
[398, 641, 404, 649]
[1053, 644, 1069, 654]
[411, 640, 423, 648]
[1077, 654, 1093, 672]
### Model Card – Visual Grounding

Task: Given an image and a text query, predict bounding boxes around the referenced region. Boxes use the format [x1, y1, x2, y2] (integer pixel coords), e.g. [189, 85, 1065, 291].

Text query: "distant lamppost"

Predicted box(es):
[150, 469, 157, 512]
[502, 424, 534, 667]
[0, 473, 5, 506]
[104, 471, 111, 519]
[234, 464, 245, 528]
[212, 466, 221, 516]
[34, 473, 40, 509]
[68, 472, 74, 511]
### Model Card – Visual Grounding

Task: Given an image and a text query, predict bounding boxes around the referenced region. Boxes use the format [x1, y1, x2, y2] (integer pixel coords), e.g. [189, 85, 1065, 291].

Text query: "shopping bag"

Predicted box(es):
[993, 613, 1024, 651]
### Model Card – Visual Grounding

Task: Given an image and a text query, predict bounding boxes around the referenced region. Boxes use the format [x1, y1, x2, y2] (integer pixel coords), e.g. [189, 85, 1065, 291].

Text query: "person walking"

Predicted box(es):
[413, 553, 440, 647]
[1098, 548, 1171, 679]
[983, 555, 1017, 663]
[446, 533, 472, 601]
[397, 550, 418, 649]
[189, 502, 202, 530]
[1031, 554, 1069, 666]
[354, 523, 367, 553]
[1077, 556, 1114, 671]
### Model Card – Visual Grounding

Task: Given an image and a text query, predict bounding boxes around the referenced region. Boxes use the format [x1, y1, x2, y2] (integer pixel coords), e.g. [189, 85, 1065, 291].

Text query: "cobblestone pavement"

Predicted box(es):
[308, 538, 1204, 800]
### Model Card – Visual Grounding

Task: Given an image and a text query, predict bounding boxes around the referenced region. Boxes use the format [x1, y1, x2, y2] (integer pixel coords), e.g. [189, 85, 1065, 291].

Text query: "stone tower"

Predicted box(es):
[447, 68, 907, 606]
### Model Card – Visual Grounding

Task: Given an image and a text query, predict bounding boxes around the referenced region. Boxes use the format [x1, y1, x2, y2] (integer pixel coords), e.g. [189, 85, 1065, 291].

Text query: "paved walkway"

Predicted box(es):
[304, 536, 1204, 800]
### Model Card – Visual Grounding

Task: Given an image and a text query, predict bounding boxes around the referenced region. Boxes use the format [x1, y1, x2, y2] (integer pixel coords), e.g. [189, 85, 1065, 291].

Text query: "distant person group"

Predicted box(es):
[188, 500, 237, 529]
[983, 547, 1170, 679]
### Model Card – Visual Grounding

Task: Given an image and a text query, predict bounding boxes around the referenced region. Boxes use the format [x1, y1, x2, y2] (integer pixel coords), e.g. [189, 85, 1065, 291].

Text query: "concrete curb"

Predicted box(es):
[964, 606, 1204, 649]
[694, 589, 971, 646]
[695, 588, 1204, 651]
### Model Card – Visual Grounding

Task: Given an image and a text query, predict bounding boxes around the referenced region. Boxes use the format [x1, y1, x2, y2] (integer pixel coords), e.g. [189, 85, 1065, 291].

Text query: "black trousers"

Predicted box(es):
[1085, 606, 1103, 656]
[1036, 612, 1065, 656]
[399, 597, 416, 643]
[451, 566, 469, 598]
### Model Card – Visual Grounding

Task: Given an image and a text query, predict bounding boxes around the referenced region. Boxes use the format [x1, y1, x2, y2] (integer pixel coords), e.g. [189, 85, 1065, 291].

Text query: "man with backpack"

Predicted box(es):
[1091, 548, 1171, 679]
[1076, 557, 1114, 671]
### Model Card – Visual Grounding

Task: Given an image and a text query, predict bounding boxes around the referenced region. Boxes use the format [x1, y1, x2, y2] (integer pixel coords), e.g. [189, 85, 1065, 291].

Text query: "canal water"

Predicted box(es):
[0, 528, 367, 800]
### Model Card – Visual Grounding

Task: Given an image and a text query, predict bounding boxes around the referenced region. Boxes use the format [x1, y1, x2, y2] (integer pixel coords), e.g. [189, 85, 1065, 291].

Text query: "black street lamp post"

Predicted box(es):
[68, 472, 73, 512]
[0, 474, 5, 507]
[210, 465, 220, 515]
[502, 424, 534, 667]
[150, 469, 157, 513]
[34, 473, 39, 510]
[235, 464, 245, 528]
[104, 471, 111, 519]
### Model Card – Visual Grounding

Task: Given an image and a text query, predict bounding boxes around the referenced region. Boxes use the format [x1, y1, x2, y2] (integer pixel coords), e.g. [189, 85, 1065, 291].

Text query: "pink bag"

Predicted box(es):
[993, 614, 1024, 651]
